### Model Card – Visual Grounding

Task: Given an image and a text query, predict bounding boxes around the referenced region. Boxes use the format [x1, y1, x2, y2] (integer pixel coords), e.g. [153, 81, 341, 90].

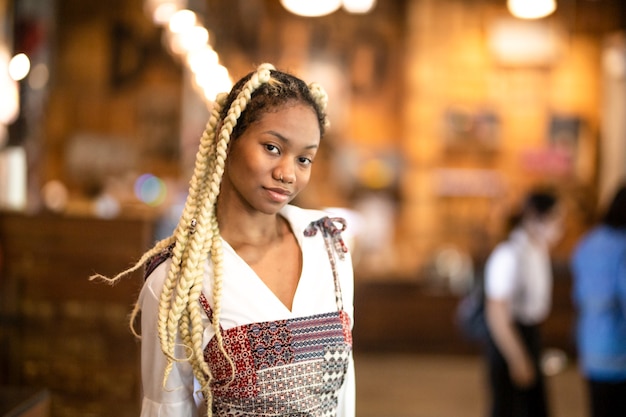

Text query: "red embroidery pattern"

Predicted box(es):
[201, 308, 352, 415]
[339, 310, 353, 347]
[205, 325, 258, 398]
[248, 320, 294, 369]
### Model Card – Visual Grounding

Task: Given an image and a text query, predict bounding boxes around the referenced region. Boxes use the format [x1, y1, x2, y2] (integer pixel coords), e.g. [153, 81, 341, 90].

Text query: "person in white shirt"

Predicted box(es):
[92, 63, 355, 417]
[483, 189, 563, 417]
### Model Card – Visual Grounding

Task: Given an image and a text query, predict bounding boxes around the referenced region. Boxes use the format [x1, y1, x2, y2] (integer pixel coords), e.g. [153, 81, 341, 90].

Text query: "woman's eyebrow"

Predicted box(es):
[263, 130, 319, 150]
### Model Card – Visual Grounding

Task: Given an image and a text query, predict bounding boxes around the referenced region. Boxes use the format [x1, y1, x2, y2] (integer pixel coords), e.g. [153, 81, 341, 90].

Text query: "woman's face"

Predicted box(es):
[528, 206, 565, 248]
[222, 102, 321, 215]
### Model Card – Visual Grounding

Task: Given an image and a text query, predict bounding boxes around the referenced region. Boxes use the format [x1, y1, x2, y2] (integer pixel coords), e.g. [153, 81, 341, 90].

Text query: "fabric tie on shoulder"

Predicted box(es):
[304, 216, 348, 260]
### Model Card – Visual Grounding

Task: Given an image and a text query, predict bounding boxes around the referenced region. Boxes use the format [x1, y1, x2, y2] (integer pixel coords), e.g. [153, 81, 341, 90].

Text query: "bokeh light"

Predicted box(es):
[8, 53, 30, 81]
[134, 173, 167, 206]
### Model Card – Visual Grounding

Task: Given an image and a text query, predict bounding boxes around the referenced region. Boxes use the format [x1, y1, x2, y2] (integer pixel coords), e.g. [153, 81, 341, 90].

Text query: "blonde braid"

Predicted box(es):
[204, 62, 274, 347]
[158, 64, 275, 416]
[89, 234, 175, 340]
[189, 64, 275, 415]
[208, 212, 234, 385]
[88, 236, 175, 284]
[308, 81, 330, 128]
[156, 92, 226, 379]
[182, 92, 226, 384]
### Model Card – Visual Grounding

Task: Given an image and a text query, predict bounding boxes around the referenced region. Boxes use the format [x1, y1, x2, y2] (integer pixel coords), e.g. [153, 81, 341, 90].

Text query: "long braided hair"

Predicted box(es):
[91, 63, 329, 415]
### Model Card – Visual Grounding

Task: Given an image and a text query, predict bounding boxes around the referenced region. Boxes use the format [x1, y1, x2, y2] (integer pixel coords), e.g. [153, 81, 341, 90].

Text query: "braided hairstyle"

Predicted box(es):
[91, 63, 329, 416]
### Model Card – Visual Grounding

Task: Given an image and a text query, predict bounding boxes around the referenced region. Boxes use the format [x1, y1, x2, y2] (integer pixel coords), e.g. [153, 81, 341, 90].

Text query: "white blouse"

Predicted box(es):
[138, 205, 355, 417]
[484, 227, 553, 325]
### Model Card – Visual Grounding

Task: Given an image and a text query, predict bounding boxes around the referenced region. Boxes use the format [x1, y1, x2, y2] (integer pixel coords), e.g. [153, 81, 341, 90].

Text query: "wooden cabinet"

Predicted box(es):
[353, 270, 576, 356]
[0, 213, 155, 417]
[0, 388, 50, 417]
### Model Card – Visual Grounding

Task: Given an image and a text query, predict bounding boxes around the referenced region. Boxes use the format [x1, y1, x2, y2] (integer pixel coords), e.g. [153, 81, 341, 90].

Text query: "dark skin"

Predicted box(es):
[216, 103, 321, 310]
[223, 217, 302, 310]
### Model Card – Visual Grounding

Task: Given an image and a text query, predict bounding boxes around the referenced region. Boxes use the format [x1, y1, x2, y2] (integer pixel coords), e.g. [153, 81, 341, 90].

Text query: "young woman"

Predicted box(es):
[483, 189, 563, 417]
[93, 63, 355, 417]
[571, 184, 626, 417]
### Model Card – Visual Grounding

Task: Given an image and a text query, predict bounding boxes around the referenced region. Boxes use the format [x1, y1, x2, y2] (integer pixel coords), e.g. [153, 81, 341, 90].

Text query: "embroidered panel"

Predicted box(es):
[248, 320, 294, 370]
[211, 345, 351, 416]
[203, 311, 352, 416]
[289, 312, 347, 362]
[205, 325, 258, 398]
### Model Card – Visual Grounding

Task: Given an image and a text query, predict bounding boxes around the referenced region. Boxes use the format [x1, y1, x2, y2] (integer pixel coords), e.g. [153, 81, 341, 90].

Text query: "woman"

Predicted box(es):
[571, 184, 626, 417]
[93, 64, 355, 417]
[483, 189, 563, 417]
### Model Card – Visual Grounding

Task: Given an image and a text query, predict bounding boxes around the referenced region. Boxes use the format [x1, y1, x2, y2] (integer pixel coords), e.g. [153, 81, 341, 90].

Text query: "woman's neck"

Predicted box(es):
[217, 202, 288, 248]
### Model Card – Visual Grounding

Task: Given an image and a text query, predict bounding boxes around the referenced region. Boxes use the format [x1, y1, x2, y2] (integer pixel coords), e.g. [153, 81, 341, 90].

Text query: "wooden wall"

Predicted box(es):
[37, 0, 623, 281]
[396, 0, 622, 279]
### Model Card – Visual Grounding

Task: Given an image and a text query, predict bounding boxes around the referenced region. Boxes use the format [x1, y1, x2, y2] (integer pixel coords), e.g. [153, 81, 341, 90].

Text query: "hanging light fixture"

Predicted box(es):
[342, 0, 377, 14]
[280, 0, 342, 17]
[508, 0, 556, 19]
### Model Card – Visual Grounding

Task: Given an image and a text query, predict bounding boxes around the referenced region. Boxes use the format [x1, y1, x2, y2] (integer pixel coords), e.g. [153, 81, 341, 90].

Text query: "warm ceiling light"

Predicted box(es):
[280, 0, 342, 17]
[168, 9, 197, 33]
[508, 0, 556, 19]
[342, 0, 376, 14]
[8, 53, 30, 81]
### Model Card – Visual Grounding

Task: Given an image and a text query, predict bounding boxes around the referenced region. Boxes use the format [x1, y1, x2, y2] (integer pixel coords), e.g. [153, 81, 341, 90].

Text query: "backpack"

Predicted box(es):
[455, 270, 490, 343]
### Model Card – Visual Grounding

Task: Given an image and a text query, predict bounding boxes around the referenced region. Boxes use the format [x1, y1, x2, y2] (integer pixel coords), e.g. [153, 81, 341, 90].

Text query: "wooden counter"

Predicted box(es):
[0, 212, 155, 417]
[0, 387, 50, 417]
[352, 268, 576, 356]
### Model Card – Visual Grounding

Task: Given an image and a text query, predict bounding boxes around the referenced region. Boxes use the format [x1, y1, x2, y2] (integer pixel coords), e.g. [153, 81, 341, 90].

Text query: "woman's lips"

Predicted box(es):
[265, 187, 292, 202]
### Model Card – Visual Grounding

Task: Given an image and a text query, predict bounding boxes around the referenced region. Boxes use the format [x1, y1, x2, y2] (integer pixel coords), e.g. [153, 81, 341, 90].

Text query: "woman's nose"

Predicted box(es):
[276, 160, 296, 184]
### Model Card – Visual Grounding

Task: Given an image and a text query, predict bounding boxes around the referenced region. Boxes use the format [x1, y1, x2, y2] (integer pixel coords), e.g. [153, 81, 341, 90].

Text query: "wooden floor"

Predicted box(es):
[355, 353, 587, 417]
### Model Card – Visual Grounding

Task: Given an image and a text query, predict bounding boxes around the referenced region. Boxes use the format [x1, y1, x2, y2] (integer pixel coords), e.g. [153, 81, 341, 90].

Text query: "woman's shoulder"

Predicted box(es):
[577, 225, 626, 253]
[144, 244, 174, 279]
[281, 204, 329, 222]
[490, 240, 516, 258]
[282, 205, 351, 258]
[280, 204, 335, 233]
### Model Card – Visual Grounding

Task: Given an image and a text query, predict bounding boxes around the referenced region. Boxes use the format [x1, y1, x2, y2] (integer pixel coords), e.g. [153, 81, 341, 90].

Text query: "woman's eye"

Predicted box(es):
[299, 157, 313, 166]
[265, 144, 279, 154]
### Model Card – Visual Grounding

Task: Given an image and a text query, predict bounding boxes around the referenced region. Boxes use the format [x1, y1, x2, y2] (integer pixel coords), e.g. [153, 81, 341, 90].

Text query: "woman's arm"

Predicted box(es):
[618, 251, 626, 320]
[486, 298, 535, 388]
[139, 263, 200, 417]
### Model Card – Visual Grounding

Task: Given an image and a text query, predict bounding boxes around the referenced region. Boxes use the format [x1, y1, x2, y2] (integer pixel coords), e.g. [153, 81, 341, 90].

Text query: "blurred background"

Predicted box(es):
[0, 0, 625, 416]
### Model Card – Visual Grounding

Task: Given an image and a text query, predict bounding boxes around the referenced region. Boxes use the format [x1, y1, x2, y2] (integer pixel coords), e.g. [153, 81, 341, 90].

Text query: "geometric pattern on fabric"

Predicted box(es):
[289, 312, 347, 362]
[201, 308, 352, 416]
[248, 320, 294, 370]
[210, 345, 351, 416]
[321, 344, 352, 412]
[204, 325, 258, 398]
[212, 360, 323, 415]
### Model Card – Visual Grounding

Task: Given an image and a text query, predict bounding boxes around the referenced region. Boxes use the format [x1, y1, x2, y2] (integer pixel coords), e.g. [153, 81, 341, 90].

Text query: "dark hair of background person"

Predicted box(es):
[506, 188, 559, 233]
[602, 184, 626, 229]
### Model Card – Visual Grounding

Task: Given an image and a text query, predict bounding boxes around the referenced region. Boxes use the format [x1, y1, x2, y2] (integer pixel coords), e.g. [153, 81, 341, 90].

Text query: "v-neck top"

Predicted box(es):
[138, 205, 355, 417]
